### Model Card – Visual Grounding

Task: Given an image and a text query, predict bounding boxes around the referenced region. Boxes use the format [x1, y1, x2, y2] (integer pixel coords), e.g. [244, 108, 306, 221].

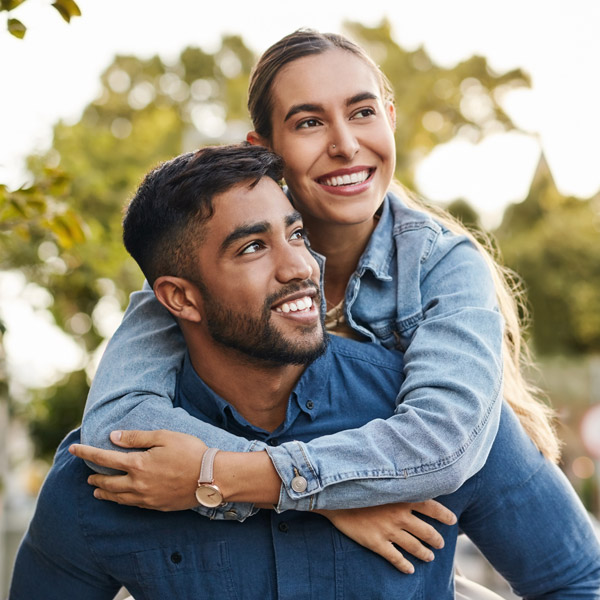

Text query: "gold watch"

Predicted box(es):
[195, 447, 226, 508]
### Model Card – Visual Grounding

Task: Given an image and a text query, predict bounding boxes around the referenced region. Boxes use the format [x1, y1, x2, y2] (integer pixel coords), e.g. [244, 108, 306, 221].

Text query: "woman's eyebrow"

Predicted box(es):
[284, 103, 323, 122]
[346, 92, 379, 106]
[283, 92, 380, 122]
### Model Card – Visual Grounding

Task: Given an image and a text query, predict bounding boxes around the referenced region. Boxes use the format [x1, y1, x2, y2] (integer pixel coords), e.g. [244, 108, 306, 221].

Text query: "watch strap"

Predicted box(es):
[198, 447, 219, 485]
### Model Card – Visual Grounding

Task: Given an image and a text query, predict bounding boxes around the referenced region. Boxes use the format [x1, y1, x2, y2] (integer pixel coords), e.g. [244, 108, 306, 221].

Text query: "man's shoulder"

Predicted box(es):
[327, 335, 403, 372]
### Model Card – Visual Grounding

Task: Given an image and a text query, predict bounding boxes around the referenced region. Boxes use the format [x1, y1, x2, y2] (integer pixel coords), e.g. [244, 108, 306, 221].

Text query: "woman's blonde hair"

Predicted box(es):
[248, 29, 561, 463]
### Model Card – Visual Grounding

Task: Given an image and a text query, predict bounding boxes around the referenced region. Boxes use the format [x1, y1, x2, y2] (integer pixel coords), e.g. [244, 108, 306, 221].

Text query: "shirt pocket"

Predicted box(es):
[132, 541, 238, 599]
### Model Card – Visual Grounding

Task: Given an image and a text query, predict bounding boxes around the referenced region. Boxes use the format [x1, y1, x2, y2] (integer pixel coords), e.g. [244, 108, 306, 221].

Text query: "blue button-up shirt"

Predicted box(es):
[11, 336, 600, 599]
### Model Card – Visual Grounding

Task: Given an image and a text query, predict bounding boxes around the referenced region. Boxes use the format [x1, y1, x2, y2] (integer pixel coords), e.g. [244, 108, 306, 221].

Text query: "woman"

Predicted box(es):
[80, 30, 568, 585]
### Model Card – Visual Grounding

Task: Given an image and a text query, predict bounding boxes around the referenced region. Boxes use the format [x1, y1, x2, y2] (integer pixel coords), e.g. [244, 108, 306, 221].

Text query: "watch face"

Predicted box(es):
[195, 484, 224, 508]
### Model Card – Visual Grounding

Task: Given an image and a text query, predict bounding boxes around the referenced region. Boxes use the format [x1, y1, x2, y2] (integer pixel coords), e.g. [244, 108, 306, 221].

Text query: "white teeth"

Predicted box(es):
[274, 296, 314, 314]
[323, 170, 369, 187]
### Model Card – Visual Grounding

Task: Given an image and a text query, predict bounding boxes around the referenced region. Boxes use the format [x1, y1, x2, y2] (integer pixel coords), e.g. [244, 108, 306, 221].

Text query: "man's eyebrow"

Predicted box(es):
[219, 222, 271, 254]
[285, 210, 303, 227]
[283, 92, 380, 122]
[219, 211, 303, 254]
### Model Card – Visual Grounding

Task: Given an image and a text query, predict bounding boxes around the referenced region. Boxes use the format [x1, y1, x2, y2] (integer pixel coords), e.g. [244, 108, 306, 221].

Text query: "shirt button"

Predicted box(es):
[224, 509, 238, 520]
[170, 552, 182, 564]
[278, 522, 289, 533]
[291, 475, 308, 493]
[306, 400, 314, 410]
[269, 438, 279, 446]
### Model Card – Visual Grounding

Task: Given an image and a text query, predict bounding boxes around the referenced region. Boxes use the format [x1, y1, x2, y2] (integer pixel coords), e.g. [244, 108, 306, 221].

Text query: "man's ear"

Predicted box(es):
[247, 130, 271, 149]
[153, 276, 203, 323]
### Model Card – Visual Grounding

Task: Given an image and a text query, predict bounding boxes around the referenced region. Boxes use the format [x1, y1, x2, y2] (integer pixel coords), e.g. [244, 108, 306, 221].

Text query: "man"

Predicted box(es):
[10, 144, 600, 599]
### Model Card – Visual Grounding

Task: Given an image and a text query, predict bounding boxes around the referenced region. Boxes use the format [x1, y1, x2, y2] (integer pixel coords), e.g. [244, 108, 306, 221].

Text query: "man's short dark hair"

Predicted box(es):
[123, 143, 284, 285]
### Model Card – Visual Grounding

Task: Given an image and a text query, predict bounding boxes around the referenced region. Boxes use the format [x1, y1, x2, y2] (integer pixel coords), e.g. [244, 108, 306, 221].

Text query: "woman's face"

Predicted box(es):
[259, 49, 396, 229]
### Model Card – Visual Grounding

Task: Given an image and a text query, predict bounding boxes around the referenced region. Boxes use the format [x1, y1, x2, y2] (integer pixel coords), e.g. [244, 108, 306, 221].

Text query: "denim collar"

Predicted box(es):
[177, 341, 332, 438]
[354, 195, 395, 282]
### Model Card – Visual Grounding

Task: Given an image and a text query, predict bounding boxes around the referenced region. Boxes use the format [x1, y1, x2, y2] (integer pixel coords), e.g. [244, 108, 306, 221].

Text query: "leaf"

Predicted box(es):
[7, 17, 26, 38]
[1, 0, 26, 11]
[51, 0, 81, 23]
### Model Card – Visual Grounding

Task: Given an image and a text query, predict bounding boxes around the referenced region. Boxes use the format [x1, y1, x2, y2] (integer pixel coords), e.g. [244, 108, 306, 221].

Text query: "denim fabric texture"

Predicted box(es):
[82, 191, 503, 520]
[11, 337, 600, 598]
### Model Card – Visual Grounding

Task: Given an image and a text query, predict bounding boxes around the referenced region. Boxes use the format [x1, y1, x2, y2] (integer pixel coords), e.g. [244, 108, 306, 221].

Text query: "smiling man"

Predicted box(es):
[10, 144, 600, 599]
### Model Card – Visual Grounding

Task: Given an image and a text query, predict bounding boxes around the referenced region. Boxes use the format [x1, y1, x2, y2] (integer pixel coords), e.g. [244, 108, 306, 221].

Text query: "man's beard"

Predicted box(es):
[200, 280, 327, 367]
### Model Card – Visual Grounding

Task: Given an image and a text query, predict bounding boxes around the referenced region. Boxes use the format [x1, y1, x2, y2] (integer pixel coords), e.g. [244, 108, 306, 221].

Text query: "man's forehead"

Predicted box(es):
[207, 177, 300, 248]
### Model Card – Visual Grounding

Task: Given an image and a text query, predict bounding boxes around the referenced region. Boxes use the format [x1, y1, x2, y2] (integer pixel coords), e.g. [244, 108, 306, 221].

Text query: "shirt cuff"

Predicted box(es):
[267, 441, 320, 512]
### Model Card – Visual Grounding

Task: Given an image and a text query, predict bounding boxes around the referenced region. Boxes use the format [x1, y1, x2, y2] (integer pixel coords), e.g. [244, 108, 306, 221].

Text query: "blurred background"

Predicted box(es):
[1, 1, 599, 597]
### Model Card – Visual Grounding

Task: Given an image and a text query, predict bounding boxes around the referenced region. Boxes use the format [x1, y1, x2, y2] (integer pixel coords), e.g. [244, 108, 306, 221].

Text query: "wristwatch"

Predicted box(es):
[195, 447, 226, 508]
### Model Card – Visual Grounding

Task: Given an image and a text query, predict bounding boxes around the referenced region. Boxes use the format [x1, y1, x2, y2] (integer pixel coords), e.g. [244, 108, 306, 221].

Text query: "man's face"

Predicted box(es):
[193, 177, 326, 366]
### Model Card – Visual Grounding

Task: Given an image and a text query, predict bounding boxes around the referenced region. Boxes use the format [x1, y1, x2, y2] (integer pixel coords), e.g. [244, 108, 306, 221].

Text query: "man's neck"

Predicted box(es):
[185, 336, 306, 432]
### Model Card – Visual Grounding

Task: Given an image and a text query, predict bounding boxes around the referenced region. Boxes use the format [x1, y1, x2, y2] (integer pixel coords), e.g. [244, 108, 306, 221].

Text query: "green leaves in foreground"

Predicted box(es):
[0, 169, 87, 253]
[2, 0, 80, 38]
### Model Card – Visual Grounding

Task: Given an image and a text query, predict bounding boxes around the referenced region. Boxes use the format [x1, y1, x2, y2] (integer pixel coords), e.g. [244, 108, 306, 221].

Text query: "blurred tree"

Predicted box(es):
[4, 23, 531, 458]
[495, 154, 600, 355]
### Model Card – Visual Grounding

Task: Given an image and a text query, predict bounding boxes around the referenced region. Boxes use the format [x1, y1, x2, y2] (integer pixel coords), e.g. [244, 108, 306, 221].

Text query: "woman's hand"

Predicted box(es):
[69, 429, 207, 511]
[316, 500, 457, 574]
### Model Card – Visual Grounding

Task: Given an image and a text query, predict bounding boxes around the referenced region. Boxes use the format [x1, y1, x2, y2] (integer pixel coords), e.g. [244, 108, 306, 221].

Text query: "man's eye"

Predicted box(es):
[290, 228, 306, 241]
[240, 241, 263, 255]
[297, 118, 321, 129]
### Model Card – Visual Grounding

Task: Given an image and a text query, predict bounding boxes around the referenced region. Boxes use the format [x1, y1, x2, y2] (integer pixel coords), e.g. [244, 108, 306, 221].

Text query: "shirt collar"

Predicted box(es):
[177, 343, 332, 436]
[355, 194, 395, 281]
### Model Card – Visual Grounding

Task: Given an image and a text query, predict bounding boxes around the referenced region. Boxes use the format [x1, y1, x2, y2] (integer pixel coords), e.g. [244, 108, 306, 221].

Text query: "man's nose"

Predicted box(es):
[276, 245, 314, 283]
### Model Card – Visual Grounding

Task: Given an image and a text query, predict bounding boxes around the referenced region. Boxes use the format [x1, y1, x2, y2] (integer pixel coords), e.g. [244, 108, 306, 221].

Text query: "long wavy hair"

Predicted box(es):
[248, 29, 560, 463]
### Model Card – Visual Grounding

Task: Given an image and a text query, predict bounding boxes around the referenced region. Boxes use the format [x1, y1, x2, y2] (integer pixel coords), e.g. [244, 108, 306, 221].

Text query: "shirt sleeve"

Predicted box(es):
[459, 404, 600, 598]
[81, 281, 262, 520]
[268, 232, 505, 511]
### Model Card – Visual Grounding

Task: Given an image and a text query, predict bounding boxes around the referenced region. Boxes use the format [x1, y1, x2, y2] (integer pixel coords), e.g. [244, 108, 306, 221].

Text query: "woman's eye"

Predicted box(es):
[297, 118, 321, 129]
[240, 241, 263, 255]
[352, 108, 376, 119]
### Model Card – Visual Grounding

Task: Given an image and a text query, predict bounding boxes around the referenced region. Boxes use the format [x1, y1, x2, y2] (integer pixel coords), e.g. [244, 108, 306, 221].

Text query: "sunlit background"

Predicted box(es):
[1, 0, 599, 596]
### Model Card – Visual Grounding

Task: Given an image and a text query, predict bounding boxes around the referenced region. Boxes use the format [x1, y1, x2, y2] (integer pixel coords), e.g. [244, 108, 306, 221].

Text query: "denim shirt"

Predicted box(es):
[11, 337, 600, 599]
[82, 190, 503, 520]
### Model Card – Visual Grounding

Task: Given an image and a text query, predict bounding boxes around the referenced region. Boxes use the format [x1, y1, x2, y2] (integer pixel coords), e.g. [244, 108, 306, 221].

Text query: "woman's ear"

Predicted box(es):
[153, 276, 203, 323]
[247, 130, 270, 149]
[385, 102, 396, 131]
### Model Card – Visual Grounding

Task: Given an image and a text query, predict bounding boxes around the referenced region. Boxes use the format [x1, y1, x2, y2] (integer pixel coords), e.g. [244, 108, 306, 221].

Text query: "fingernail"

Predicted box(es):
[426, 552, 434, 562]
[110, 430, 122, 442]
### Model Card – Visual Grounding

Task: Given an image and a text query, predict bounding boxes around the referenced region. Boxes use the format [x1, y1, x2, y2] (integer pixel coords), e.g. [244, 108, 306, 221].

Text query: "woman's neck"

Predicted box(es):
[306, 217, 377, 307]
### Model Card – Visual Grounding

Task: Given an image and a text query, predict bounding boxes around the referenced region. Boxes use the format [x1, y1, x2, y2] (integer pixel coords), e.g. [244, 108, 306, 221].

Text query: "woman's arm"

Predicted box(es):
[83, 236, 503, 514]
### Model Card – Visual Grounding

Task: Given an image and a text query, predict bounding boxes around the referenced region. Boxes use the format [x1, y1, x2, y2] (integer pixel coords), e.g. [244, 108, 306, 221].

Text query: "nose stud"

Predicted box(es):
[331, 144, 336, 149]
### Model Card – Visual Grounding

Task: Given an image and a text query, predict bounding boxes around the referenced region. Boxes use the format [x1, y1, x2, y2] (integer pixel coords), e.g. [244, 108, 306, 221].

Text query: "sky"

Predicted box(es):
[1, 0, 600, 385]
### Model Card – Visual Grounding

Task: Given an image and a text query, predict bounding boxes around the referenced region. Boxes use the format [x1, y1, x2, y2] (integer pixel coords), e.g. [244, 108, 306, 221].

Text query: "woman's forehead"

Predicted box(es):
[270, 49, 383, 111]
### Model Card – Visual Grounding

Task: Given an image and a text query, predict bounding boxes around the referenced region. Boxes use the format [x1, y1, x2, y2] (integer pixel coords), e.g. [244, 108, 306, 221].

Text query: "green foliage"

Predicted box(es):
[496, 158, 600, 355]
[22, 370, 88, 460]
[1, 0, 80, 38]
